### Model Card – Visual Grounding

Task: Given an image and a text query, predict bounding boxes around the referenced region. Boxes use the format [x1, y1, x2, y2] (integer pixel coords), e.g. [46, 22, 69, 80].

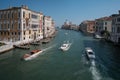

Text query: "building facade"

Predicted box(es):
[0, 6, 21, 42]
[43, 16, 55, 38]
[111, 10, 120, 44]
[79, 20, 95, 34]
[95, 17, 112, 34]
[62, 20, 78, 30]
[0, 5, 44, 44]
[61, 20, 71, 29]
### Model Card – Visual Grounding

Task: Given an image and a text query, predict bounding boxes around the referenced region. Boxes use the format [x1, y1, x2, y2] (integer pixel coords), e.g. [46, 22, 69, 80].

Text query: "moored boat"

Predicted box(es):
[94, 34, 103, 39]
[23, 49, 43, 61]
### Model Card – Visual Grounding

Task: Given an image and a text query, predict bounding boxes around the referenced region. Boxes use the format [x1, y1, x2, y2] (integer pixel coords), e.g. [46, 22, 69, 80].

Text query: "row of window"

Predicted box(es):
[0, 31, 41, 36]
[112, 17, 120, 24]
[117, 27, 120, 33]
[23, 30, 40, 35]
[31, 14, 38, 19]
[23, 11, 31, 18]
[31, 24, 39, 28]
[0, 37, 20, 41]
[0, 11, 20, 19]
[0, 23, 42, 31]
[23, 11, 38, 19]
[0, 20, 20, 24]
[0, 11, 32, 19]
[96, 22, 108, 25]
[112, 26, 120, 33]
[0, 32, 21, 35]
[112, 27, 115, 33]
[23, 34, 41, 40]
[0, 10, 43, 20]
[0, 23, 21, 30]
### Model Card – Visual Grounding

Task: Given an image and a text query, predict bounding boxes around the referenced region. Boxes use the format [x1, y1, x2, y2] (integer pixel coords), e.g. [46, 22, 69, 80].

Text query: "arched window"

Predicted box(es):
[23, 11, 25, 18]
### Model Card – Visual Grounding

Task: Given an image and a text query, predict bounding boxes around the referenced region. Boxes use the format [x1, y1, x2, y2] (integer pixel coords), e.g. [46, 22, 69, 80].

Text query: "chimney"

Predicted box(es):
[119, 10, 120, 14]
[9, 5, 12, 9]
[25, 5, 28, 9]
[21, 5, 28, 9]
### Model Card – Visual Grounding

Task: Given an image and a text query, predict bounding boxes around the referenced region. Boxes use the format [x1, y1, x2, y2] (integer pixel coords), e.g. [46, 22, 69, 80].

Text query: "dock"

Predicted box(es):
[30, 42, 41, 45]
[41, 38, 51, 44]
[0, 30, 57, 53]
[0, 44, 14, 54]
[14, 45, 30, 49]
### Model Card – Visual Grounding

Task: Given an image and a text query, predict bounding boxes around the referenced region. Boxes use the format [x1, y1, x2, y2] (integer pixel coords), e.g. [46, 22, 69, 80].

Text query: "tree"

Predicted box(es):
[100, 30, 110, 40]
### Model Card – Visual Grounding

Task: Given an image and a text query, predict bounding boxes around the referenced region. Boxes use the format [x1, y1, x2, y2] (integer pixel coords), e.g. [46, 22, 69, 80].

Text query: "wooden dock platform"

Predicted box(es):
[14, 45, 30, 49]
[41, 38, 51, 44]
[30, 42, 41, 45]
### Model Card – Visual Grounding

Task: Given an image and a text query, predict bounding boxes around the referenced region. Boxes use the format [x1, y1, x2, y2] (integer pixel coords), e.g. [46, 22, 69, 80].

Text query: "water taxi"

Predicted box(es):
[60, 41, 71, 51]
[85, 47, 95, 60]
[23, 49, 43, 61]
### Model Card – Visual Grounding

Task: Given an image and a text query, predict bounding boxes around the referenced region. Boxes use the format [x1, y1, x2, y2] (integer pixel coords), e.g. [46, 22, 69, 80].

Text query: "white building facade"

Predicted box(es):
[111, 11, 120, 44]
[0, 5, 44, 44]
[43, 16, 55, 38]
[95, 17, 112, 34]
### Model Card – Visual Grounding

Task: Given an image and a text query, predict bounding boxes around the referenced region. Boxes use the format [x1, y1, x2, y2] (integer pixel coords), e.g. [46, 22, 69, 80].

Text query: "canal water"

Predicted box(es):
[0, 29, 120, 80]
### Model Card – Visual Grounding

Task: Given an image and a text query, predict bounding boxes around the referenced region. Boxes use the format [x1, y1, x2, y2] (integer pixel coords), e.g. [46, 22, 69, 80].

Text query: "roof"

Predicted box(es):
[0, 5, 43, 14]
[95, 17, 112, 21]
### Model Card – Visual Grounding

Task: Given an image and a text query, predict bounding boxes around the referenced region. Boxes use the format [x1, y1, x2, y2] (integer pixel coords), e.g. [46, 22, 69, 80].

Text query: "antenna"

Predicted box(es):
[9, 4, 12, 9]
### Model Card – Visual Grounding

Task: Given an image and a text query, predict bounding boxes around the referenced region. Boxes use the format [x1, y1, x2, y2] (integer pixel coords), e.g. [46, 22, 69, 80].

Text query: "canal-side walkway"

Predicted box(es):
[0, 44, 13, 53]
[0, 30, 58, 53]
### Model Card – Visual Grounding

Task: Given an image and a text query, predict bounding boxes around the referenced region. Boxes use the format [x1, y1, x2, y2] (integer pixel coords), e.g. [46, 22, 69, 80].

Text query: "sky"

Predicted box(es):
[0, 0, 120, 27]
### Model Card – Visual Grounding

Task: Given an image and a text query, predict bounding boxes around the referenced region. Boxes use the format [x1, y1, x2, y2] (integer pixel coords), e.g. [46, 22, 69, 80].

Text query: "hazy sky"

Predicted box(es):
[0, 0, 120, 26]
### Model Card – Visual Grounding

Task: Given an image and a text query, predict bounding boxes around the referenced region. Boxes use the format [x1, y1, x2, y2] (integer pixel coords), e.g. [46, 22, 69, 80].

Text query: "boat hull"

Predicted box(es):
[23, 50, 43, 61]
[85, 53, 95, 60]
[85, 47, 95, 60]
[60, 43, 71, 51]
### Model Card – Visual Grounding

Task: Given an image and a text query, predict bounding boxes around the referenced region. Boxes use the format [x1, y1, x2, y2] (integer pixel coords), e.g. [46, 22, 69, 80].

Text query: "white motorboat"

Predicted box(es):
[60, 41, 71, 51]
[85, 47, 95, 60]
[94, 34, 102, 39]
[23, 49, 43, 61]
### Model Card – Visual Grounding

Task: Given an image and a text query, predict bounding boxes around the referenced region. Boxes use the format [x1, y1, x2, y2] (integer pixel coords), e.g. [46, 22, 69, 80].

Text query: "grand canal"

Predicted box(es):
[0, 29, 120, 80]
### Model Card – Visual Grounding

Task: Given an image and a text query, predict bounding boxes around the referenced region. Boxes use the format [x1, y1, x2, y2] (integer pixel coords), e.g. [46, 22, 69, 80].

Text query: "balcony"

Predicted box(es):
[32, 28, 39, 31]
[23, 27, 31, 31]
[0, 29, 10, 31]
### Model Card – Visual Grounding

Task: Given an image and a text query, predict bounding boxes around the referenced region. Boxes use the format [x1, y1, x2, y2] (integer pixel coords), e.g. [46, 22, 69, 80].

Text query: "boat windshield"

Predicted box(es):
[62, 44, 67, 47]
[30, 50, 40, 54]
[88, 52, 93, 54]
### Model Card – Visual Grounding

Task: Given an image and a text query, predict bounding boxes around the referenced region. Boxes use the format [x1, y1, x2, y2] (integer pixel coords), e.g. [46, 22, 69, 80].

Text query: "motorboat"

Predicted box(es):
[60, 41, 71, 51]
[23, 49, 43, 61]
[85, 47, 95, 60]
[94, 34, 103, 39]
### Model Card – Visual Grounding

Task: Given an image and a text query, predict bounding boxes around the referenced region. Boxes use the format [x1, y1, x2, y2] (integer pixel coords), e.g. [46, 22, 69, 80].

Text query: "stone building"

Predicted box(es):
[79, 20, 95, 34]
[111, 10, 120, 44]
[0, 5, 43, 44]
[43, 16, 55, 38]
[95, 17, 112, 34]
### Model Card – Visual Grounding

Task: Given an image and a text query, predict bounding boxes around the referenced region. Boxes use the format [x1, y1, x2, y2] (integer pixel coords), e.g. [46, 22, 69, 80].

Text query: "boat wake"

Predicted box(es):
[81, 54, 89, 65]
[91, 60, 95, 66]
[42, 44, 57, 52]
[74, 69, 87, 76]
[90, 60, 102, 80]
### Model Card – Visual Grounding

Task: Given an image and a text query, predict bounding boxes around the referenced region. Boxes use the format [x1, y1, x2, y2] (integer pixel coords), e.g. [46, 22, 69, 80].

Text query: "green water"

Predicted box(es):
[0, 29, 120, 80]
